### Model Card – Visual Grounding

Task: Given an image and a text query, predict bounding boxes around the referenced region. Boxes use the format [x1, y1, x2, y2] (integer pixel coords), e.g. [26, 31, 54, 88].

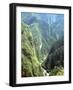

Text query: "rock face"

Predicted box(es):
[21, 23, 44, 77]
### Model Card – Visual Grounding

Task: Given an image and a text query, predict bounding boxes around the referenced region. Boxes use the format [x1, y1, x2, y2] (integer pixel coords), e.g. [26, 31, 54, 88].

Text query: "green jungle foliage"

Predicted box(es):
[21, 23, 44, 77]
[49, 67, 64, 76]
[21, 13, 64, 77]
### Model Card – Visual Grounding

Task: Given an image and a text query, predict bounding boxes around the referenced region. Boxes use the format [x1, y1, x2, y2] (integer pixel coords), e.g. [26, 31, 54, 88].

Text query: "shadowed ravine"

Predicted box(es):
[21, 12, 64, 77]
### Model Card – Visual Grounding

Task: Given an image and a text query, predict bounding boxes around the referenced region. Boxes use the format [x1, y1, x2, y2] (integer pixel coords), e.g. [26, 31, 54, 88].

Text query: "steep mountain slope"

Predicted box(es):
[29, 23, 42, 62]
[42, 38, 64, 75]
[21, 23, 44, 77]
[21, 12, 64, 50]
[21, 12, 64, 76]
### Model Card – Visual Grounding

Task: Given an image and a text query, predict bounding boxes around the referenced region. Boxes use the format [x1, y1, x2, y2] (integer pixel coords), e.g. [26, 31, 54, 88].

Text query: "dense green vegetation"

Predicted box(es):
[21, 12, 64, 77]
[49, 67, 64, 76]
[21, 23, 44, 77]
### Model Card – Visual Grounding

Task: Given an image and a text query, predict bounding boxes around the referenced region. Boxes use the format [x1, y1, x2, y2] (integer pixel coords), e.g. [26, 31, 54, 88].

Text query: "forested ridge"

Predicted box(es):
[21, 13, 64, 77]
